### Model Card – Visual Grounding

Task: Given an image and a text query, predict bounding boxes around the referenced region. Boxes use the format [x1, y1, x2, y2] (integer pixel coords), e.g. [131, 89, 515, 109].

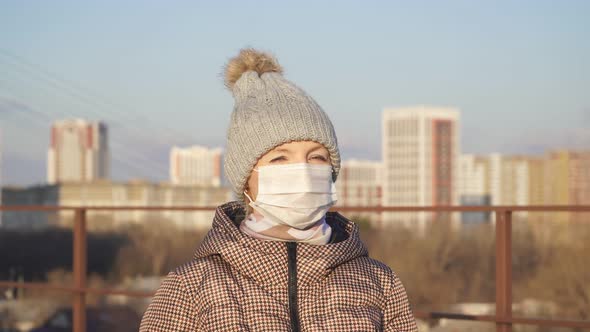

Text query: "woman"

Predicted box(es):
[140, 48, 418, 331]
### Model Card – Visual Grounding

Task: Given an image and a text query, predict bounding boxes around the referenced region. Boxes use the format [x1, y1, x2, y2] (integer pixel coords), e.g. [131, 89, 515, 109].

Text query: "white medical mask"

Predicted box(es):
[243, 163, 338, 229]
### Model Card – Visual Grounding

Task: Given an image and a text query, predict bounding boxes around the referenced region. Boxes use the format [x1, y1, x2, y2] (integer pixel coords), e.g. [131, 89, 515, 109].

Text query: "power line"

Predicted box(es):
[0, 84, 167, 180]
[0, 49, 218, 180]
[0, 61, 171, 178]
[0, 48, 202, 147]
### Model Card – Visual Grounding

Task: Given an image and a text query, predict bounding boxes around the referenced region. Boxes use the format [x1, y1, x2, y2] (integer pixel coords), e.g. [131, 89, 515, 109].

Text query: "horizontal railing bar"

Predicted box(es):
[0, 205, 219, 211]
[414, 311, 590, 328]
[414, 310, 497, 322]
[0, 281, 77, 293]
[1, 205, 590, 212]
[335, 205, 590, 212]
[0, 281, 155, 298]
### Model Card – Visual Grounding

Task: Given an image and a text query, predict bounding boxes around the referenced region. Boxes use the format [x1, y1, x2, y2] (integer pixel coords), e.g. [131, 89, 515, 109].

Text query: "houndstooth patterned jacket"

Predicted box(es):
[140, 201, 418, 331]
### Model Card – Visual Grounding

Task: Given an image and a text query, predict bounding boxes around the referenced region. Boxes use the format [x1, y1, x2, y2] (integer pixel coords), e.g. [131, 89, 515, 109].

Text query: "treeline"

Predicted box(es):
[1, 216, 588, 325]
[355, 217, 589, 323]
[0, 220, 207, 284]
[0, 228, 127, 281]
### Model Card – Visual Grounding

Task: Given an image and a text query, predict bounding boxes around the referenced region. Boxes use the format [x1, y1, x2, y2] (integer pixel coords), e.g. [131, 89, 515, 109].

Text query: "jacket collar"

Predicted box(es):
[193, 201, 368, 286]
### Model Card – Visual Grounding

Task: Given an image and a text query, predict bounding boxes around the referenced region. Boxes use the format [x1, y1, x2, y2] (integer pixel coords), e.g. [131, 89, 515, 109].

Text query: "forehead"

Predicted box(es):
[269, 140, 327, 153]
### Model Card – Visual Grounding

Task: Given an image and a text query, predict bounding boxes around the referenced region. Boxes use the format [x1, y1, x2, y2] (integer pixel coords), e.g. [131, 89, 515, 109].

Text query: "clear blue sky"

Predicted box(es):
[0, 0, 589, 186]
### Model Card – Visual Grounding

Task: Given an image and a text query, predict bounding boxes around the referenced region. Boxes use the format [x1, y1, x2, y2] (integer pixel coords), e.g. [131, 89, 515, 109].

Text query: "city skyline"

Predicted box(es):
[1, 1, 589, 186]
[1, 105, 590, 188]
[2, 111, 589, 229]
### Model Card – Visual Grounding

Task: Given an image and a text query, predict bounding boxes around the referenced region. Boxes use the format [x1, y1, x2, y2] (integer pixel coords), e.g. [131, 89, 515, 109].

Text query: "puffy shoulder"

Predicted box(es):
[140, 256, 232, 331]
[172, 255, 231, 295]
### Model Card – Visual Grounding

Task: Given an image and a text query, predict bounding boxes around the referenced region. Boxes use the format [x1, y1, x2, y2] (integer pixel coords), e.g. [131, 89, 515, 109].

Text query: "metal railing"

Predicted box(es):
[1, 204, 589, 331]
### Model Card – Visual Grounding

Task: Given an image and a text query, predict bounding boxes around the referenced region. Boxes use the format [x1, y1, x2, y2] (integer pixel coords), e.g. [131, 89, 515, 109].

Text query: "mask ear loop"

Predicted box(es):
[243, 190, 254, 203]
[243, 167, 260, 203]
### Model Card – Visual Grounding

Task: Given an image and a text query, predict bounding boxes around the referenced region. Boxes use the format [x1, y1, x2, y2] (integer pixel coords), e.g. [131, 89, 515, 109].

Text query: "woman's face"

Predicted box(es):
[245, 140, 331, 202]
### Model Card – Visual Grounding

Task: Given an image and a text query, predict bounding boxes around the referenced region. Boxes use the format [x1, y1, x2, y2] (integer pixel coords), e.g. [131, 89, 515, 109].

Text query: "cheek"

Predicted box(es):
[247, 172, 259, 200]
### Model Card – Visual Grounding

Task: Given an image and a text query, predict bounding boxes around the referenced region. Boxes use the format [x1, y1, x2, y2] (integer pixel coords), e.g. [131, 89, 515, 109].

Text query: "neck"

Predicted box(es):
[239, 210, 332, 245]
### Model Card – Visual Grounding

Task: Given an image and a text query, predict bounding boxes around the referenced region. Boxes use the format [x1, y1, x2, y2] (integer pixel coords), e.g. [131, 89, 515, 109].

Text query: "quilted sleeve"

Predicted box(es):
[383, 271, 418, 332]
[139, 271, 197, 331]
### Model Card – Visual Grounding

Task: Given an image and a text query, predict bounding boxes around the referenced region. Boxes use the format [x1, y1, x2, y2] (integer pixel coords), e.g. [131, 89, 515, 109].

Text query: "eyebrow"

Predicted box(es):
[273, 148, 292, 153]
[271, 145, 326, 154]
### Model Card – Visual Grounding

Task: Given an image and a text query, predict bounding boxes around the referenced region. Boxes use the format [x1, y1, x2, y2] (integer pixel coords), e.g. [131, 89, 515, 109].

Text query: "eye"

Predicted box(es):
[311, 155, 328, 162]
[270, 156, 287, 163]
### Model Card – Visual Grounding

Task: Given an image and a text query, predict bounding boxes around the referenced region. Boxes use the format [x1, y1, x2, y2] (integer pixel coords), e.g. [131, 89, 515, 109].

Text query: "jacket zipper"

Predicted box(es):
[287, 242, 301, 332]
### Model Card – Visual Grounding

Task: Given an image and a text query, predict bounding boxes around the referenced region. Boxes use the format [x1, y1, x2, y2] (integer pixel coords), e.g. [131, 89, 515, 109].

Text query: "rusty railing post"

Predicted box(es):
[495, 209, 512, 332]
[73, 208, 87, 332]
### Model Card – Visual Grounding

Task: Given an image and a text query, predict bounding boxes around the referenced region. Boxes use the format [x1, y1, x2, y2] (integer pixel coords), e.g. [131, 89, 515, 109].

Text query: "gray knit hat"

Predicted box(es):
[223, 48, 341, 203]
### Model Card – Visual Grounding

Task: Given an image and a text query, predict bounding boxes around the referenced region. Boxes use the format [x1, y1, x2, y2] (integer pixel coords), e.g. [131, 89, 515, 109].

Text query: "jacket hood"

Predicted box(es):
[194, 201, 368, 286]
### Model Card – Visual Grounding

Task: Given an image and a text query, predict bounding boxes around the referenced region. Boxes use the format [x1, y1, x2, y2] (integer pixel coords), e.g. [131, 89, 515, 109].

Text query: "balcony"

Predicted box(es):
[0, 204, 589, 332]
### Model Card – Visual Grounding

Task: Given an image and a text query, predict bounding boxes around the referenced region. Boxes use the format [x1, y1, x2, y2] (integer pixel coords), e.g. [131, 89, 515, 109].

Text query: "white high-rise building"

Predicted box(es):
[488, 153, 503, 206]
[47, 119, 109, 184]
[483, 153, 536, 207]
[501, 156, 530, 206]
[170, 146, 222, 187]
[459, 155, 487, 197]
[459, 153, 545, 223]
[382, 106, 461, 230]
[459, 154, 492, 224]
[335, 159, 383, 225]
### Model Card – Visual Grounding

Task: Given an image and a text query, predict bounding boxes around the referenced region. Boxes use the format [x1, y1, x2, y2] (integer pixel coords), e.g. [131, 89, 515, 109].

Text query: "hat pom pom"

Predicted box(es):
[224, 48, 283, 89]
